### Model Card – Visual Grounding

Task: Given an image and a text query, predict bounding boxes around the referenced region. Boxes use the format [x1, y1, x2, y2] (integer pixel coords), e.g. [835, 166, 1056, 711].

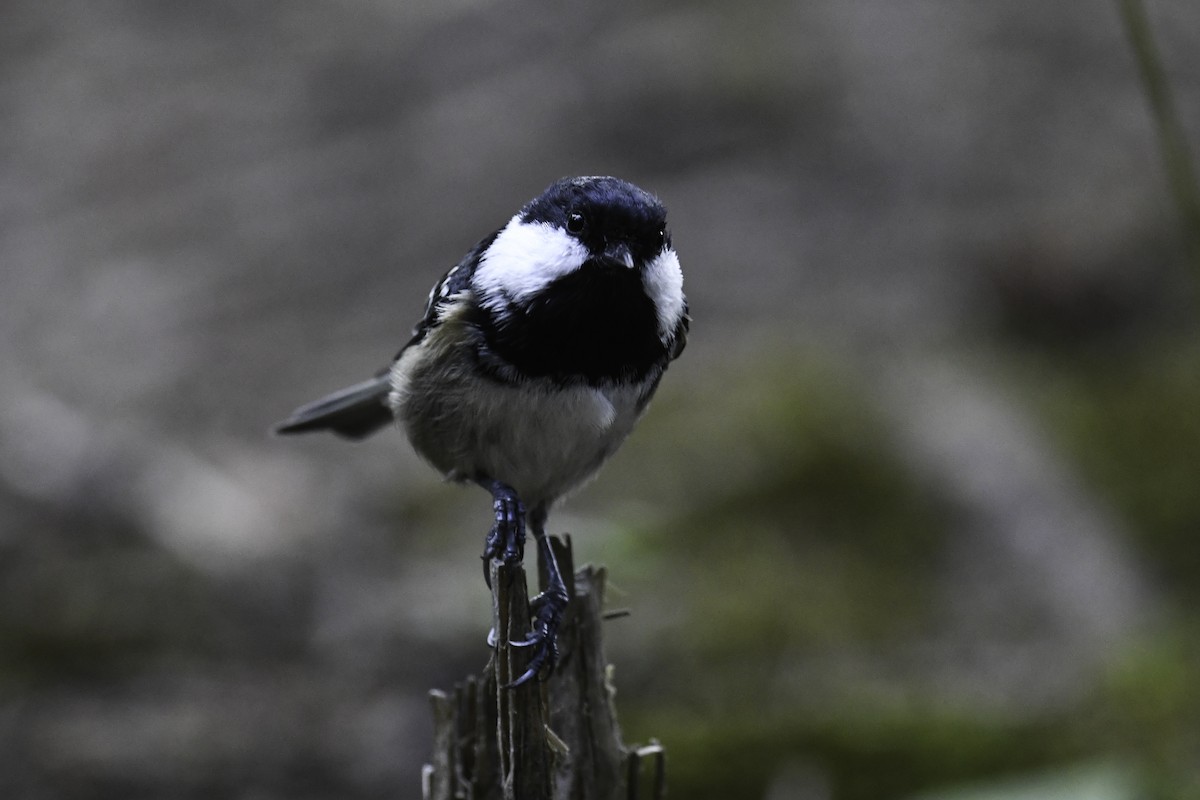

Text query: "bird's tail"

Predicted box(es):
[273, 374, 394, 440]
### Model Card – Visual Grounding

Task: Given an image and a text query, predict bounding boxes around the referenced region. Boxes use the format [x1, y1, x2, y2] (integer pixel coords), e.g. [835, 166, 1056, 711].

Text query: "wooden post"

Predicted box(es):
[422, 536, 666, 800]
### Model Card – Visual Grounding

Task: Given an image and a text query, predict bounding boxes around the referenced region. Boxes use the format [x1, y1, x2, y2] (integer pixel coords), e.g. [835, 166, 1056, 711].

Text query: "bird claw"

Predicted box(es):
[505, 632, 555, 687]
[504, 588, 568, 688]
[480, 483, 526, 588]
[477, 491, 567, 687]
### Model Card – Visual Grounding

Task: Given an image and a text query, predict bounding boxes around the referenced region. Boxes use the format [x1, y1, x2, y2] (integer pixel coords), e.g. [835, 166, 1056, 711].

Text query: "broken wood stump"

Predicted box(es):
[423, 536, 665, 800]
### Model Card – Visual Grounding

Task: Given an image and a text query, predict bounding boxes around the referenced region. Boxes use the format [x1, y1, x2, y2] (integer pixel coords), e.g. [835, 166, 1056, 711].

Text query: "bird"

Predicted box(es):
[274, 176, 689, 685]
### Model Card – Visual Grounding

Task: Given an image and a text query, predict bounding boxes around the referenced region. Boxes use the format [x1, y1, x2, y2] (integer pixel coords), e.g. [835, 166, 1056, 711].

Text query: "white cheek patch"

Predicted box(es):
[473, 216, 589, 313]
[642, 248, 686, 336]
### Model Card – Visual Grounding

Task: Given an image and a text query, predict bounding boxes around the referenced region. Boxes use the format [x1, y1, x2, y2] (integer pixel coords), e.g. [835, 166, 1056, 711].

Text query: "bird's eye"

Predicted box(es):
[566, 211, 586, 234]
[657, 228, 669, 249]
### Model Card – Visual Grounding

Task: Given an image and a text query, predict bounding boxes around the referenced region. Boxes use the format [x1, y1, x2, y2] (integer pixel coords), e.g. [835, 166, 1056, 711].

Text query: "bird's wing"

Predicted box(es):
[394, 229, 499, 359]
[274, 231, 500, 440]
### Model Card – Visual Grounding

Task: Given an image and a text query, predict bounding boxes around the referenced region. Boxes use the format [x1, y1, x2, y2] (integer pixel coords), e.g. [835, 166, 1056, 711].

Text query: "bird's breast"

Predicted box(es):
[390, 338, 650, 504]
[479, 266, 666, 385]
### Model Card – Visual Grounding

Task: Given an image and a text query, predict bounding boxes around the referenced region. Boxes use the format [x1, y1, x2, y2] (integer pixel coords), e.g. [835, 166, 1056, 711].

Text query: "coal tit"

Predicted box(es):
[275, 176, 688, 684]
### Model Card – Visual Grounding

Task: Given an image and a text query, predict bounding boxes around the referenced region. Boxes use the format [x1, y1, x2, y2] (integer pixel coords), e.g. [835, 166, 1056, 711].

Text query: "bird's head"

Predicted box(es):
[473, 176, 684, 339]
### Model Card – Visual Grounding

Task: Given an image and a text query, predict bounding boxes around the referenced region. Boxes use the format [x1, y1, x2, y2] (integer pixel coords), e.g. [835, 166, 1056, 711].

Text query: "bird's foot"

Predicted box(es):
[506, 585, 569, 687]
[482, 482, 526, 564]
[481, 482, 525, 586]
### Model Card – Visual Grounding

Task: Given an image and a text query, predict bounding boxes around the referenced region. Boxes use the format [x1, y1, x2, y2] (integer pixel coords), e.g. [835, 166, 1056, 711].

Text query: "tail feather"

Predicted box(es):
[273, 375, 394, 440]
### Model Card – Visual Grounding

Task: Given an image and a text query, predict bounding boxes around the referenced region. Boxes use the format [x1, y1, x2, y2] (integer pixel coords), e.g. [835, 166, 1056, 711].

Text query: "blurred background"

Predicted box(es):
[3, 1, 1199, 798]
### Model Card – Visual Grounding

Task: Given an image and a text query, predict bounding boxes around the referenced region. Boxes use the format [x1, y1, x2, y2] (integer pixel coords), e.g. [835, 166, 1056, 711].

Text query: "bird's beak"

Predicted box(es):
[602, 241, 636, 269]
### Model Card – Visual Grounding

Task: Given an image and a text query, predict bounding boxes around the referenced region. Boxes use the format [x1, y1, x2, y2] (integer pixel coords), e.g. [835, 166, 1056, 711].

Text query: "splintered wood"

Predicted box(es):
[422, 537, 665, 800]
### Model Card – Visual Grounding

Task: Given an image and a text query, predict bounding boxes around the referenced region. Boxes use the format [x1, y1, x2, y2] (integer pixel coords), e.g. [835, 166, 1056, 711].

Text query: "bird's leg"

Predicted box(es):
[480, 480, 526, 585]
[508, 504, 570, 687]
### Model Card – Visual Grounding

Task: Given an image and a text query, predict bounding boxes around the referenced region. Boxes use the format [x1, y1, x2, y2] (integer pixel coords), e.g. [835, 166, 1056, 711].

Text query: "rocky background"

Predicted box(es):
[3, 1, 1200, 798]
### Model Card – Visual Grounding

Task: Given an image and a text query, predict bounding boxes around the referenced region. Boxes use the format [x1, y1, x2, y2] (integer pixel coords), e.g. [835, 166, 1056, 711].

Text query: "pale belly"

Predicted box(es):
[389, 341, 651, 507]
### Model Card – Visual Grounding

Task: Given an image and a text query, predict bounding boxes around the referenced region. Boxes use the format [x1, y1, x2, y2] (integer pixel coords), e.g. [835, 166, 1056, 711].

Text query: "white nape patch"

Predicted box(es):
[642, 248, 686, 336]
[473, 215, 589, 313]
